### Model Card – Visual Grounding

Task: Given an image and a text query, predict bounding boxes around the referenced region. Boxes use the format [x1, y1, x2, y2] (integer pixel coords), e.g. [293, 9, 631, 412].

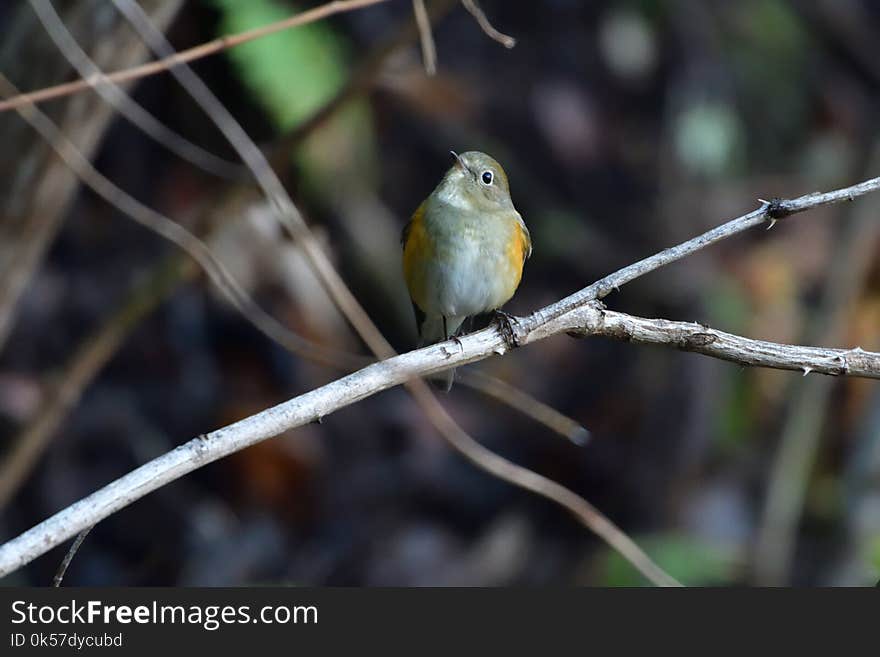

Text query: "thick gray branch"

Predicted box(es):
[575, 307, 880, 378]
[3, 302, 880, 576]
[2, 174, 880, 577]
[517, 176, 880, 337]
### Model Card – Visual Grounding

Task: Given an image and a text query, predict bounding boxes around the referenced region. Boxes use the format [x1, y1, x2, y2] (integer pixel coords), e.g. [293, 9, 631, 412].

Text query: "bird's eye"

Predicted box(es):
[481, 170, 494, 185]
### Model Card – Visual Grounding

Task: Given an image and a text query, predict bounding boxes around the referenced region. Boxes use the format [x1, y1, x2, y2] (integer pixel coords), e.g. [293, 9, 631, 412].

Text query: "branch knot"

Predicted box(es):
[683, 332, 717, 348]
[766, 198, 793, 220]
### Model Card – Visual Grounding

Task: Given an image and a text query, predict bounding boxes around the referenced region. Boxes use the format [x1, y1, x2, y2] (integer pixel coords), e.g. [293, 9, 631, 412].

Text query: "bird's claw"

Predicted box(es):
[441, 336, 464, 358]
[493, 310, 521, 350]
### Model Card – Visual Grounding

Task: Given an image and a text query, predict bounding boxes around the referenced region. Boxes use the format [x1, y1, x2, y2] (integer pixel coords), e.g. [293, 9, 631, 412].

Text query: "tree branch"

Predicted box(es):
[52, 527, 92, 587]
[460, 0, 516, 48]
[3, 165, 880, 577]
[0, 0, 183, 351]
[518, 177, 880, 339]
[29, 0, 245, 179]
[0, 0, 392, 114]
[575, 308, 880, 378]
[412, 0, 437, 75]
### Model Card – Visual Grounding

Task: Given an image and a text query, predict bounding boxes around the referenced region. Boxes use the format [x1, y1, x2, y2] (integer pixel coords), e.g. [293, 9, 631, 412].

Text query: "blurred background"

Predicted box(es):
[2, 0, 880, 586]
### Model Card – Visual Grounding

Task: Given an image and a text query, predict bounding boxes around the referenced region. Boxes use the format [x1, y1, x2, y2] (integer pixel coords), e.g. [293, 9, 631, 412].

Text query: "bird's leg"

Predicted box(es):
[450, 316, 476, 350]
[493, 309, 521, 349]
[443, 316, 464, 354]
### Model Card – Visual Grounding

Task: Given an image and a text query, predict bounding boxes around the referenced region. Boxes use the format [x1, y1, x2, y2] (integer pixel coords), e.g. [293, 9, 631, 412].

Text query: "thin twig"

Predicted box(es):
[28, 0, 244, 179]
[0, 1, 183, 352]
[401, 382, 674, 585]
[52, 526, 93, 587]
[412, 0, 437, 75]
[0, 0, 392, 114]
[270, 0, 460, 162]
[0, 73, 351, 372]
[460, 0, 516, 48]
[457, 370, 589, 445]
[0, 304, 701, 583]
[110, 0, 387, 355]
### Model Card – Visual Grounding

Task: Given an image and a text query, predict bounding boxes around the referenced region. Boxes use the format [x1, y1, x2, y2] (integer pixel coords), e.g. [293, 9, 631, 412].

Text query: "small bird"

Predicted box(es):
[402, 151, 531, 390]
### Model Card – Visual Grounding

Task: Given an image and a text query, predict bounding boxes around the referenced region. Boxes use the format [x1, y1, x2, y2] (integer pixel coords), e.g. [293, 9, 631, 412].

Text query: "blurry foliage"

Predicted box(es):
[726, 0, 811, 161]
[595, 533, 740, 586]
[705, 276, 754, 449]
[705, 276, 750, 336]
[212, 0, 379, 191]
[597, 8, 657, 82]
[674, 101, 745, 177]
[870, 536, 880, 575]
[714, 371, 753, 453]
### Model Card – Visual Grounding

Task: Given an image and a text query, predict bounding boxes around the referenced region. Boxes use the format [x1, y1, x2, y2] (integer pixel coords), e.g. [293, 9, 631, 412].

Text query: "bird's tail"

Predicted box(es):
[436, 367, 456, 393]
[419, 313, 465, 392]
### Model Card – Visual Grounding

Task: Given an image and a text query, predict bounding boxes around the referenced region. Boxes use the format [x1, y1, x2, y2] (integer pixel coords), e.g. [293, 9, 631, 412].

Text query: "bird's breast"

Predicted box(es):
[408, 205, 526, 317]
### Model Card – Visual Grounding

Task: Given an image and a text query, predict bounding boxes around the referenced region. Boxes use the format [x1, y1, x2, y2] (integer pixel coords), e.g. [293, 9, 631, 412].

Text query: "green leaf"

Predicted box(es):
[211, 0, 378, 190]
[674, 102, 744, 177]
[212, 0, 346, 127]
[869, 535, 880, 575]
[595, 533, 741, 586]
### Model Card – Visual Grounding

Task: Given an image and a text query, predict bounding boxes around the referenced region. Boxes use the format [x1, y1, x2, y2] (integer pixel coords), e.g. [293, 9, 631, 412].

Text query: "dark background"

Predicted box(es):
[2, 0, 880, 586]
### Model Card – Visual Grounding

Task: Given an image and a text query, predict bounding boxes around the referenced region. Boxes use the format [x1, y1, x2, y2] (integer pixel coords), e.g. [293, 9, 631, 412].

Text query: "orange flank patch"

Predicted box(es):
[502, 222, 529, 299]
[403, 204, 530, 311]
[402, 202, 431, 311]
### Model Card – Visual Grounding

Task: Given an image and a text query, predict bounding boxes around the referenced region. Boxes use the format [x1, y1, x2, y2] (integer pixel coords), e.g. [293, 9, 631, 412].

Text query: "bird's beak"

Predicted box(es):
[450, 150, 465, 170]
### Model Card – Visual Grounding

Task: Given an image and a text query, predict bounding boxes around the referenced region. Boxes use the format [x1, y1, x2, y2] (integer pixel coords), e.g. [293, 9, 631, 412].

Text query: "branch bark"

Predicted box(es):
[0, 0, 391, 113]
[573, 308, 880, 378]
[3, 173, 880, 577]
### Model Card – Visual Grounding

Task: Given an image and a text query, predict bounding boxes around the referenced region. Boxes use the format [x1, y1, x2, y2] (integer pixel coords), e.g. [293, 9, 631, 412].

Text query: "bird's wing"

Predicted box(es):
[401, 200, 426, 246]
[402, 201, 428, 338]
[517, 212, 532, 262]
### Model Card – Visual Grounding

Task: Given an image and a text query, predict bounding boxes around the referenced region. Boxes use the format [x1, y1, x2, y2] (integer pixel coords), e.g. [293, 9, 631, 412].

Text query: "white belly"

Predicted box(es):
[439, 248, 506, 316]
[414, 194, 522, 323]
[419, 230, 516, 318]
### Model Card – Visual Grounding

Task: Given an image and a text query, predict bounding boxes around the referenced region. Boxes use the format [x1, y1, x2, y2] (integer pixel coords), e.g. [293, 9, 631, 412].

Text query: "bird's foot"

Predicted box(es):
[493, 310, 521, 350]
[441, 335, 465, 358]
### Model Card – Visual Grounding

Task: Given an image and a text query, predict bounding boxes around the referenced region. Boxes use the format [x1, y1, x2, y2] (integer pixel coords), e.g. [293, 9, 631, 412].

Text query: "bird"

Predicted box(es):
[401, 150, 531, 390]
